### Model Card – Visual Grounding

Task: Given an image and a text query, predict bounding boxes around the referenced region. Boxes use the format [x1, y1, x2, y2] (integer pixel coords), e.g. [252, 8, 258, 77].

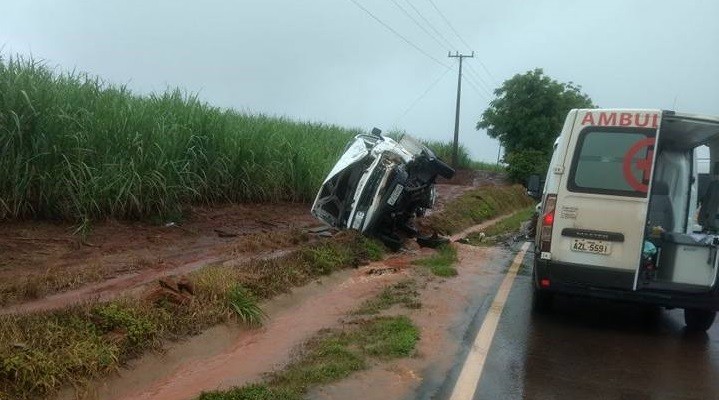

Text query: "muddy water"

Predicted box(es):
[1, 202, 316, 309]
[58, 215, 520, 400]
[310, 244, 515, 400]
[67, 259, 410, 400]
[2, 247, 296, 316]
[1, 256, 224, 315]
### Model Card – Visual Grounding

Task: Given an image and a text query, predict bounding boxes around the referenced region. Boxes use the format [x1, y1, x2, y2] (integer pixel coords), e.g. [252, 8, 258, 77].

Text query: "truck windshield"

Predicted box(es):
[568, 127, 656, 197]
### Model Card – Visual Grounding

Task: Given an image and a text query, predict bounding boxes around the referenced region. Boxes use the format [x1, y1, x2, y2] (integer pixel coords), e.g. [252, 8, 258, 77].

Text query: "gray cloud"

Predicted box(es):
[2, 0, 718, 161]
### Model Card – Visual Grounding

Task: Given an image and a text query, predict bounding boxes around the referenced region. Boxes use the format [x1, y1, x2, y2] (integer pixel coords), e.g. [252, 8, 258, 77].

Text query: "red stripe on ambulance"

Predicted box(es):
[581, 112, 659, 128]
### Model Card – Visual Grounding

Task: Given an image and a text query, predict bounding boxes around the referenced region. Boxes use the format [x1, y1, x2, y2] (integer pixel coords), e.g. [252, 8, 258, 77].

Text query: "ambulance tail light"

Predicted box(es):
[540, 194, 557, 252]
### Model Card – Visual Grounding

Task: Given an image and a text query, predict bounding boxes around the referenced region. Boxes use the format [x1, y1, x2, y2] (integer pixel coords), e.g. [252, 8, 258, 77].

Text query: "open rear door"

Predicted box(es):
[636, 112, 719, 292]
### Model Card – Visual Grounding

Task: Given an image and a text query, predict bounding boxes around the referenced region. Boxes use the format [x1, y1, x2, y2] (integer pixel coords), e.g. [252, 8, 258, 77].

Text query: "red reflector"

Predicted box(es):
[543, 212, 554, 225]
[540, 279, 550, 288]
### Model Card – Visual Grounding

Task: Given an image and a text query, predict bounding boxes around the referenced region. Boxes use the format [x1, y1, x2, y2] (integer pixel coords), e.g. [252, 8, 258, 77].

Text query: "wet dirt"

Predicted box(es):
[68, 258, 412, 400]
[436, 169, 508, 187]
[310, 243, 516, 400]
[0, 203, 316, 312]
[1, 180, 481, 314]
[432, 169, 508, 215]
[4, 176, 523, 398]
[55, 214, 520, 400]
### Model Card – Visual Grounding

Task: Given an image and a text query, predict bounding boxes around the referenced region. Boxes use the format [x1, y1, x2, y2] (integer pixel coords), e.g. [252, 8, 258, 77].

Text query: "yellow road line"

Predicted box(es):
[449, 241, 530, 400]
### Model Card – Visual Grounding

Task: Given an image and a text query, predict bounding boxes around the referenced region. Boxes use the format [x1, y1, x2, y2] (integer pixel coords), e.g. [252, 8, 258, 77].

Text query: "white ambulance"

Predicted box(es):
[533, 109, 719, 331]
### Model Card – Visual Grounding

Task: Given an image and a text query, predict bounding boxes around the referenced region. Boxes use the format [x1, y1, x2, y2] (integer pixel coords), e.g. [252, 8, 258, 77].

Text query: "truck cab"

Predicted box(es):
[533, 109, 719, 331]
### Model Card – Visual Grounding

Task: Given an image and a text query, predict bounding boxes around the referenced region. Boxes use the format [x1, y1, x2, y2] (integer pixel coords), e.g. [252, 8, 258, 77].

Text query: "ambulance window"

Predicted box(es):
[569, 128, 656, 197]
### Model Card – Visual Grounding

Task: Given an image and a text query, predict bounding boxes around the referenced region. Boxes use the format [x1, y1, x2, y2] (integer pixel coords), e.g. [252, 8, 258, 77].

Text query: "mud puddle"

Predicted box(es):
[2, 182, 479, 314]
[309, 243, 515, 400]
[2, 246, 301, 315]
[64, 257, 413, 400]
[0, 202, 316, 311]
[58, 212, 522, 400]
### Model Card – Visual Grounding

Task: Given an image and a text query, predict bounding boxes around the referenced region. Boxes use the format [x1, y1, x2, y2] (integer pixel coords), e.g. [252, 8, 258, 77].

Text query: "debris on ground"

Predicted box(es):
[307, 225, 337, 238]
[366, 266, 399, 276]
[214, 228, 238, 238]
[145, 275, 195, 305]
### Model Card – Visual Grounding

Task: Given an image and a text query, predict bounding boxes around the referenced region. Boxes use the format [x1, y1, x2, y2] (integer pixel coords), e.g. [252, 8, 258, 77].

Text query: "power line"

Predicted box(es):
[464, 63, 493, 94]
[392, 0, 494, 98]
[388, 0, 446, 52]
[402, 0, 454, 50]
[424, 0, 498, 84]
[475, 57, 497, 84]
[463, 73, 491, 100]
[426, 0, 472, 50]
[394, 67, 452, 124]
[464, 63, 490, 87]
[346, 0, 450, 68]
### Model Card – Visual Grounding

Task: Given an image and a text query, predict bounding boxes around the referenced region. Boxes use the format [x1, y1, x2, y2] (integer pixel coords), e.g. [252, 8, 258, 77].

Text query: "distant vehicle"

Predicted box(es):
[311, 129, 455, 250]
[533, 109, 719, 331]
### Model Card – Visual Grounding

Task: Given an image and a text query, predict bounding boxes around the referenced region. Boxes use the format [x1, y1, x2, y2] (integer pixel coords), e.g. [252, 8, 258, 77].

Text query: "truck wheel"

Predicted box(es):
[375, 232, 403, 252]
[532, 285, 554, 314]
[684, 309, 716, 332]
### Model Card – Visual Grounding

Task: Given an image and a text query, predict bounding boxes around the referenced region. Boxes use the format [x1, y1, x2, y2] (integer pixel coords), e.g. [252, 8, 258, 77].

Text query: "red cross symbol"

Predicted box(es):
[622, 137, 656, 193]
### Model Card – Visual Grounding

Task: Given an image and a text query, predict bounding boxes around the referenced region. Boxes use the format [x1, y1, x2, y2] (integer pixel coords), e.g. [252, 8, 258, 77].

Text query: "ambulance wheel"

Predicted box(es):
[684, 309, 716, 332]
[531, 263, 553, 313]
[532, 285, 554, 314]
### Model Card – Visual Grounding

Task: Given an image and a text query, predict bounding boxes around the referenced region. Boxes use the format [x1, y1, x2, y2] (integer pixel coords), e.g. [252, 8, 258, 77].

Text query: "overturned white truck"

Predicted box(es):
[311, 129, 455, 250]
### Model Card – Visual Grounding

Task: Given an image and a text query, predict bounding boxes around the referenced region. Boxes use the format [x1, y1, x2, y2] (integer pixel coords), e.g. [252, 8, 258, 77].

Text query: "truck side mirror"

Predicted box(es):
[526, 174, 542, 199]
[371, 127, 382, 137]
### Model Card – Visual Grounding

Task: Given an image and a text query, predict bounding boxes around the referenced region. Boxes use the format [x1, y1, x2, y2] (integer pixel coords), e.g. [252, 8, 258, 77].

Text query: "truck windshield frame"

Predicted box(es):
[567, 126, 657, 198]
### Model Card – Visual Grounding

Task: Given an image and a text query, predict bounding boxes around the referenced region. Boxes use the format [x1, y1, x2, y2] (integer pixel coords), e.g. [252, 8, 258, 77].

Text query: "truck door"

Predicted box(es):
[550, 110, 661, 289]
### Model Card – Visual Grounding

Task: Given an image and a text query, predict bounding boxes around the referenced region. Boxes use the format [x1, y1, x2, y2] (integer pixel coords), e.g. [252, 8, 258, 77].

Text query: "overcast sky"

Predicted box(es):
[2, 0, 718, 161]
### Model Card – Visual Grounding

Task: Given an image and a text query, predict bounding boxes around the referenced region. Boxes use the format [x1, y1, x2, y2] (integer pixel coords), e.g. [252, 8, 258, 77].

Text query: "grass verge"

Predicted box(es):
[352, 280, 421, 315]
[0, 232, 385, 399]
[199, 281, 421, 400]
[199, 316, 418, 400]
[465, 206, 535, 246]
[413, 245, 459, 277]
[0, 265, 105, 307]
[0, 227, 315, 308]
[426, 185, 534, 235]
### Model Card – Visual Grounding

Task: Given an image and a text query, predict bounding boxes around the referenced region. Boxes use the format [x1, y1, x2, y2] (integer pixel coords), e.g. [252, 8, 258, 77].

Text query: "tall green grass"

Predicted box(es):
[426, 185, 534, 234]
[0, 56, 359, 222]
[423, 141, 504, 172]
[0, 56, 503, 223]
[420, 140, 473, 169]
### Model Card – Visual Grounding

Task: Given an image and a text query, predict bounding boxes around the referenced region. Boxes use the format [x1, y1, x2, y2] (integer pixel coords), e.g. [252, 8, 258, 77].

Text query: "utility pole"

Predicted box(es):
[448, 51, 474, 168]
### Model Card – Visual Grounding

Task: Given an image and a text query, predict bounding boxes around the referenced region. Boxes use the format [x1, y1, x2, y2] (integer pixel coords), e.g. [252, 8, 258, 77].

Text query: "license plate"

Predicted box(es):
[387, 184, 404, 206]
[571, 239, 611, 255]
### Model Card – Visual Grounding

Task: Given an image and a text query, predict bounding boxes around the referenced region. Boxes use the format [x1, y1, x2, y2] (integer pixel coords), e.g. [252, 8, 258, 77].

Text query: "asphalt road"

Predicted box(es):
[445, 242, 719, 400]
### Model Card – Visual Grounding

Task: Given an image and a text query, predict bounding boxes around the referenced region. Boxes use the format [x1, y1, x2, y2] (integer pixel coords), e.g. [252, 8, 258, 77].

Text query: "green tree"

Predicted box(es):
[477, 68, 594, 182]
